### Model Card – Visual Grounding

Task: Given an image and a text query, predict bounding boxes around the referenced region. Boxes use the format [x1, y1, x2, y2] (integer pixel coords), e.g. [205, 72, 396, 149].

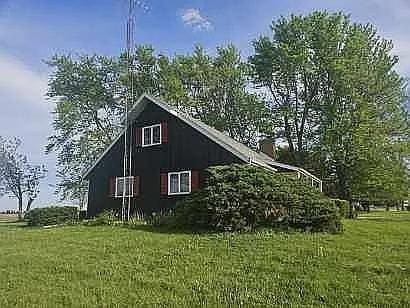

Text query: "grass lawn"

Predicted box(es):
[0, 211, 409, 307]
[0, 214, 18, 223]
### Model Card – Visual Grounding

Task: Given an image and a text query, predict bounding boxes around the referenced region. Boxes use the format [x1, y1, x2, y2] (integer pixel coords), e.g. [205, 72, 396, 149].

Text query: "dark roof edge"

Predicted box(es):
[82, 94, 148, 179]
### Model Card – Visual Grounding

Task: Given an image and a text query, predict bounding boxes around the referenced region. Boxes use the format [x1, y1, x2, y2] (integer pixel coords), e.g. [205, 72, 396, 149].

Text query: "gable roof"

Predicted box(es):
[83, 94, 319, 181]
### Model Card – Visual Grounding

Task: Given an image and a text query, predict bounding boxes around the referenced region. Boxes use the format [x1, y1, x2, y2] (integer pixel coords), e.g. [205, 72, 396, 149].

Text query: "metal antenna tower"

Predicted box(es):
[121, 0, 149, 221]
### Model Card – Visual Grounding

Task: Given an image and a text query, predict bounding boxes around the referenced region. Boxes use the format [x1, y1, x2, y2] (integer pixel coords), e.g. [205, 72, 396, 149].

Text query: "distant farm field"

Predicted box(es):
[0, 211, 409, 307]
[0, 214, 18, 223]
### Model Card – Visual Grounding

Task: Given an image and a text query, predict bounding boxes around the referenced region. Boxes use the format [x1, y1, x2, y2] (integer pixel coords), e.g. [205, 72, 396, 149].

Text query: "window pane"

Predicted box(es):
[143, 127, 151, 145]
[116, 178, 125, 196]
[125, 177, 133, 196]
[170, 174, 179, 193]
[116, 177, 134, 197]
[152, 125, 161, 144]
[180, 172, 190, 193]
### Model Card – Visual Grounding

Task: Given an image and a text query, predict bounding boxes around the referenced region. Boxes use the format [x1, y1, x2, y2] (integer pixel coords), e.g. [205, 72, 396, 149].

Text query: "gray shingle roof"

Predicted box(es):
[83, 93, 320, 182]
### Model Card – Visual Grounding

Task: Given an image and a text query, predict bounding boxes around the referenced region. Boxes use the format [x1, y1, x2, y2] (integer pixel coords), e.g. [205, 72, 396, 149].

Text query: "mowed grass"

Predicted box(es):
[0, 214, 24, 228]
[0, 214, 18, 223]
[0, 212, 409, 307]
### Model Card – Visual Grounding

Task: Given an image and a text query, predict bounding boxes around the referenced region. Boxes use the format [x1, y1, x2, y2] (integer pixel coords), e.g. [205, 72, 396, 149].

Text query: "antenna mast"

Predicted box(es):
[122, 0, 134, 221]
[122, 0, 149, 221]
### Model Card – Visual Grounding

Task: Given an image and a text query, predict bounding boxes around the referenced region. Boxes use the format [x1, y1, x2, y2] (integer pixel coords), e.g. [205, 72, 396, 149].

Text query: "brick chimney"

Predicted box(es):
[259, 138, 276, 159]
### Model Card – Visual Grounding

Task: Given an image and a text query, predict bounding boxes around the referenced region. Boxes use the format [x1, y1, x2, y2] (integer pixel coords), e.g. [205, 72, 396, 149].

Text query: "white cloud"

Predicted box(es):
[0, 51, 55, 211]
[0, 51, 48, 108]
[180, 8, 213, 31]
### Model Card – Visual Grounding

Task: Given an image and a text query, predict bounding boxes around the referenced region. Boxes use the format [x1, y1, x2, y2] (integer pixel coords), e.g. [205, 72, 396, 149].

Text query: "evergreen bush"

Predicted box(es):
[176, 164, 342, 233]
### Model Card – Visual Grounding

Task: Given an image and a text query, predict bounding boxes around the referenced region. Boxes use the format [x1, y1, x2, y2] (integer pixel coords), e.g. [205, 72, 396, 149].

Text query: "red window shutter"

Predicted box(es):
[191, 170, 200, 191]
[108, 177, 116, 197]
[135, 127, 142, 146]
[133, 176, 140, 197]
[160, 173, 168, 195]
[161, 122, 168, 144]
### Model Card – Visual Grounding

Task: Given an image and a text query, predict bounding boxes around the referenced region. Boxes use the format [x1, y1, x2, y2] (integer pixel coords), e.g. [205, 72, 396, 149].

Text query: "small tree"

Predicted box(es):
[0, 137, 47, 219]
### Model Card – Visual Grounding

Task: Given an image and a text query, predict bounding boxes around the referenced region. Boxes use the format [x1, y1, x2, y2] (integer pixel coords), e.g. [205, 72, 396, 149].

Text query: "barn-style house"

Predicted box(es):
[83, 94, 322, 217]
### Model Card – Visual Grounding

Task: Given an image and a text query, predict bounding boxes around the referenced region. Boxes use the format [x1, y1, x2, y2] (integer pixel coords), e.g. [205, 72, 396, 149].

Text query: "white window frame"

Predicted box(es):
[168, 170, 191, 195]
[142, 124, 162, 147]
[115, 176, 134, 198]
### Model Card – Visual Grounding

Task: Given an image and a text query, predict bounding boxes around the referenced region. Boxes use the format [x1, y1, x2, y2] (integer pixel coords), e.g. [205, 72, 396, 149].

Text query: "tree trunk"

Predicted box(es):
[283, 114, 296, 164]
[336, 164, 349, 201]
[296, 107, 308, 152]
[26, 198, 34, 213]
[18, 196, 23, 220]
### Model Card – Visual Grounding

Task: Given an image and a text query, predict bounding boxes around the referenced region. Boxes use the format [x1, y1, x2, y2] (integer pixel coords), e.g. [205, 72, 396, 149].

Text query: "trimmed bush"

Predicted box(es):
[85, 210, 119, 226]
[176, 164, 342, 233]
[332, 199, 357, 219]
[25, 206, 78, 226]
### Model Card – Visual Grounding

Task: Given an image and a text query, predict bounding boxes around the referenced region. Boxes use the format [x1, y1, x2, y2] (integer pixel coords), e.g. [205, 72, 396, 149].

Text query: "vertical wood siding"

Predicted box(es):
[87, 98, 244, 217]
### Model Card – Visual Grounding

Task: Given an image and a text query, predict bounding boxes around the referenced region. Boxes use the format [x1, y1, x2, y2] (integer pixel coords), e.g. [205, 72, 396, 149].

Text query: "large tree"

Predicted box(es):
[250, 12, 333, 164]
[46, 54, 123, 203]
[319, 22, 409, 200]
[0, 137, 47, 218]
[47, 45, 270, 202]
[251, 11, 410, 201]
[46, 46, 163, 204]
[159, 45, 270, 147]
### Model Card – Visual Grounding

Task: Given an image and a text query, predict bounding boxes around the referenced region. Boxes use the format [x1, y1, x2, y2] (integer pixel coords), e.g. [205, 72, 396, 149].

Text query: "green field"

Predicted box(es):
[0, 212, 409, 307]
[0, 214, 18, 224]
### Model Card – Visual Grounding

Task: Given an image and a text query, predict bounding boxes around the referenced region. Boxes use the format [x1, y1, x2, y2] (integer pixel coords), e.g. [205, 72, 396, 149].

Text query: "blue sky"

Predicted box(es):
[0, 0, 409, 210]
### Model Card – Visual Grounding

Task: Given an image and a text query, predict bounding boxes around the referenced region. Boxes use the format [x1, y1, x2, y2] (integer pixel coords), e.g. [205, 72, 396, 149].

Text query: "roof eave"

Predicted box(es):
[82, 129, 125, 179]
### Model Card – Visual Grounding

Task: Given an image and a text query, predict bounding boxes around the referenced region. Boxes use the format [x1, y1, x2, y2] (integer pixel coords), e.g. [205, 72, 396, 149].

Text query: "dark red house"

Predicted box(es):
[83, 94, 322, 217]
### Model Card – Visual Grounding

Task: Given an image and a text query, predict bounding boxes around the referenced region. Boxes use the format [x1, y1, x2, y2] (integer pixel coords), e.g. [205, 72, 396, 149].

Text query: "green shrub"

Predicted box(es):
[25, 206, 78, 226]
[85, 210, 119, 226]
[332, 199, 357, 219]
[282, 199, 342, 233]
[79, 210, 87, 220]
[125, 212, 147, 229]
[176, 164, 342, 233]
[146, 210, 176, 227]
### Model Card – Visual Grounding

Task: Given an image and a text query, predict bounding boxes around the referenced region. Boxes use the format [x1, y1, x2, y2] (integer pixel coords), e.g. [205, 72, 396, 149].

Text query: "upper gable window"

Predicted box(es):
[142, 124, 161, 147]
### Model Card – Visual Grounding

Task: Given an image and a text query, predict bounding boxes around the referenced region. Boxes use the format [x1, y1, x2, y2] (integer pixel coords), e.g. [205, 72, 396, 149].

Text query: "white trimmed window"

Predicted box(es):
[115, 176, 134, 198]
[168, 171, 191, 195]
[142, 124, 161, 147]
